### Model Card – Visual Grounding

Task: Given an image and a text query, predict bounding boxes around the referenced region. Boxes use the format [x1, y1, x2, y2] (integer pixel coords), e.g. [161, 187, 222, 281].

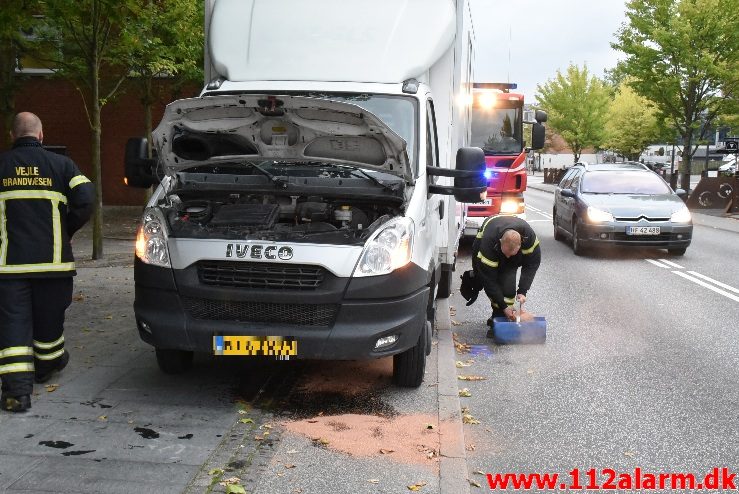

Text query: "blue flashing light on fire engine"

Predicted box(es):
[483, 169, 493, 180]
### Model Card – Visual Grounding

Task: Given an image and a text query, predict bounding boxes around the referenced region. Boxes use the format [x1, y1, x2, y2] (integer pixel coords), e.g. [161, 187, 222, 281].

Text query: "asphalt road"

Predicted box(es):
[452, 187, 739, 491]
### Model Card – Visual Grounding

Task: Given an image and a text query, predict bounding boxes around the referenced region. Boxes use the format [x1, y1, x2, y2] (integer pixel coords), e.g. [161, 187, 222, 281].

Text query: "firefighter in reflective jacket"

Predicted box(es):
[471, 215, 541, 331]
[0, 112, 94, 412]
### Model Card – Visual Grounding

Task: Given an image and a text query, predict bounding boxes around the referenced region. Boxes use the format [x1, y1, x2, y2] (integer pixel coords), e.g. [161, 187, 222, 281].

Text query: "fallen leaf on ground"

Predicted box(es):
[239, 418, 253, 424]
[451, 320, 462, 326]
[407, 481, 427, 491]
[459, 388, 472, 397]
[425, 423, 435, 430]
[461, 406, 469, 414]
[307, 419, 318, 423]
[237, 410, 248, 415]
[45, 384, 59, 392]
[368, 479, 380, 484]
[458, 375, 486, 381]
[98, 415, 107, 421]
[254, 435, 263, 441]
[469, 479, 482, 488]
[219, 477, 241, 485]
[455, 360, 474, 368]
[473, 470, 485, 475]
[462, 413, 480, 425]
[225, 485, 246, 494]
[208, 468, 224, 476]
[623, 451, 635, 457]
[284, 464, 296, 469]
[380, 448, 395, 454]
[73, 294, 85, 302]
[104, 315, 113, 320]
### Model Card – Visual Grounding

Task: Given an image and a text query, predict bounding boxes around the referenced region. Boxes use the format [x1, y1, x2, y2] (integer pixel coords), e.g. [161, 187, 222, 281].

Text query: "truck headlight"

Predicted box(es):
[135, 208, 171, 267]
[587, 206, 614, 223]
[354, 217, 414, 277]
[670, 206, 692, 223]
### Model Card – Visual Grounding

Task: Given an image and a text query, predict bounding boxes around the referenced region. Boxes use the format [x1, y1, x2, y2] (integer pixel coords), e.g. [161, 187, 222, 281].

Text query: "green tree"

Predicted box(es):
[0, 0, 43, 144]
[602, 82, 661, 160]
[35, 0, 140, 259]
[612, 0, 739, 190]
[535, 64, 611, 164]
[124, 0, 203, 158]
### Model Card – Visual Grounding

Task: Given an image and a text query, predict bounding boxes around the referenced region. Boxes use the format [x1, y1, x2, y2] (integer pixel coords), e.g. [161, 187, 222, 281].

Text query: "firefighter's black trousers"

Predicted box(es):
[0, 278, 72, 397]
[473, 257, 517, 318]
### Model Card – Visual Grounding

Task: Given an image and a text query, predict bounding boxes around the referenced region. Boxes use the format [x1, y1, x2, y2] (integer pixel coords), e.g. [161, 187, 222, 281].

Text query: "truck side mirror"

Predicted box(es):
[426, 147, 487, 202]
[535, 110, 548, 123]
[124, 137, 158, 188]
[531, 123, 545, 150]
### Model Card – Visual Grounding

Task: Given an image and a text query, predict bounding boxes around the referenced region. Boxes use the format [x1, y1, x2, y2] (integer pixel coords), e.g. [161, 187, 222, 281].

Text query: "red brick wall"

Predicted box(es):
[5, 77, 199, 205]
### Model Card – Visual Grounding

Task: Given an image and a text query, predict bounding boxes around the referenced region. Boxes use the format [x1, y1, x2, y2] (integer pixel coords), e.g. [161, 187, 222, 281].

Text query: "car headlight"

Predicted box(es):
[135, 208, 171, 267]
[670, 206, 692, 223]
[354, 217, 414, 277]
[586, 206, 614, 223]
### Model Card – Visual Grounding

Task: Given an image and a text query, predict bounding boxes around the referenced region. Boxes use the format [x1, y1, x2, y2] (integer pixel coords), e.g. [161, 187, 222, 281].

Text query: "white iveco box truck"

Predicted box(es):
[124, 0, 485, 387]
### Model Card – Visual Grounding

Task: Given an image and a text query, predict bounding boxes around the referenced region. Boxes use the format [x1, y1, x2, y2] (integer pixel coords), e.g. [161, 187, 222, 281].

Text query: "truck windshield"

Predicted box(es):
[470, 107, 523, 156]
[315, 94, 418, 168]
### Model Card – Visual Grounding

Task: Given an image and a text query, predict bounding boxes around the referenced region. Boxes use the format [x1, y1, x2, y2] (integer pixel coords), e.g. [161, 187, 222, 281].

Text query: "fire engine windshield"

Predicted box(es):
[470, 107, 523, 156]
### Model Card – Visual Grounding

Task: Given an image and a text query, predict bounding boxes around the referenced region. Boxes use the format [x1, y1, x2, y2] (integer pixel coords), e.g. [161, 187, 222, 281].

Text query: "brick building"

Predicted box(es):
[3, 77, 198, 206]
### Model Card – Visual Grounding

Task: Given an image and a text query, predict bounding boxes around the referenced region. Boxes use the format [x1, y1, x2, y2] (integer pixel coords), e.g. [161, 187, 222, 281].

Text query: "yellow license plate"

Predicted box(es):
[213, 336, 297, 358]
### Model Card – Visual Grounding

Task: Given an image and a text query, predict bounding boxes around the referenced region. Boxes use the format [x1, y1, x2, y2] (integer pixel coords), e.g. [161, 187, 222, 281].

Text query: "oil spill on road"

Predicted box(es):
[62, 450, 96, 456]
[39, 440, 73, 449]
[277, 390, 396, 419]
[134, 427, 160, 439]
[178, 433, 193, 440]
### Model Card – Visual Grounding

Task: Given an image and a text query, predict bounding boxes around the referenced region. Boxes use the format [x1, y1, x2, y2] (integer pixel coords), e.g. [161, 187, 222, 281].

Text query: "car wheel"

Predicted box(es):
[392, 323, 427, 388]
[155, 348, 194, 374]
[572, 219, 586, 256]
[668, 247, 687, 256]
[553, 211, 563, 241]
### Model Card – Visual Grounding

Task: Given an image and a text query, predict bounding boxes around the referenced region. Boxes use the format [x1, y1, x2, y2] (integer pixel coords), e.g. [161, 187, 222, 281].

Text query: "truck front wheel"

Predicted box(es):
[392, 324, 427, 388]
[155, 348, 194, 374]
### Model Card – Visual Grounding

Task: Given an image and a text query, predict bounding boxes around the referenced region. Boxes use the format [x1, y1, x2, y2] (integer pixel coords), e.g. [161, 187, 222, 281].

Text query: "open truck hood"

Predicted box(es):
[153, 94, 411, 180]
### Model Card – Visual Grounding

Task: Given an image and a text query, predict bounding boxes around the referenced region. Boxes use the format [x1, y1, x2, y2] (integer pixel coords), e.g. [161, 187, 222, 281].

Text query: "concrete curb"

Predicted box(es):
[435, 297, 470, 494]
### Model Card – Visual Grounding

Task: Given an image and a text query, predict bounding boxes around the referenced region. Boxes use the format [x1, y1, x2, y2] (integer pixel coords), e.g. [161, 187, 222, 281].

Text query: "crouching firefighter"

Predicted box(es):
[470, 215, 541, 336]
[0, 112, 94, 412]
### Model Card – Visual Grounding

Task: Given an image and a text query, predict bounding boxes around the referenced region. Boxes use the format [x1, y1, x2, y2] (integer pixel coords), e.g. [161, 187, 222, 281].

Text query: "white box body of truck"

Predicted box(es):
[128, 0, 479, 387]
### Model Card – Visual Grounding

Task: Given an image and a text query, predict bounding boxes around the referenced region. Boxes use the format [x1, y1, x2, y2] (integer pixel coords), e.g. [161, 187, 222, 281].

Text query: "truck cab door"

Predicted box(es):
[424, 99, 444, 274]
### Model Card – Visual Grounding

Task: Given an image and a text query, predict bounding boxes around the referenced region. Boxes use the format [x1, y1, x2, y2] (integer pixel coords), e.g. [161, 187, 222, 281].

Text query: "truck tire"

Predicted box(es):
[156, 348, 194, 374]
[437, 267, 452, 299]
[393, 325, 427, 388]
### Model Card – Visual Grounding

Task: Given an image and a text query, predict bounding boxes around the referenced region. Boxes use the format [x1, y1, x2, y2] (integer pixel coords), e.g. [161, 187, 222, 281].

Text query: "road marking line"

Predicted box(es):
[525, 205, 553, 219]
[658, 259, 684, 269]
[672, 271, 739, 303]
[686, 271, 739, 295]
[646, 259, 670, 269]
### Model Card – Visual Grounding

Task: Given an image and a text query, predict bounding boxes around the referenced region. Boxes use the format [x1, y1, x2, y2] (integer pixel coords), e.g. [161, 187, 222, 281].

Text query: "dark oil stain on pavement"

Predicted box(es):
[178, 433, 194, 440]
[39, 440, 73, 449]
[278, 390, 397, 419]
[231, 360, 397, 419]
[62, 450, 96, 456]
[134, 427, 160, 439]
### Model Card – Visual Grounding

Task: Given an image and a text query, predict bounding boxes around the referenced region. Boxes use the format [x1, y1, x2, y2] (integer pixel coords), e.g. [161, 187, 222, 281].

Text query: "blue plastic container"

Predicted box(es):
[492, 316, 547, 344]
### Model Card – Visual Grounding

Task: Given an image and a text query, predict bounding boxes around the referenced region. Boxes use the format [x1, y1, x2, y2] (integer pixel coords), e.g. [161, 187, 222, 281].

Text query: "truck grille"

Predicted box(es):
[198, 261, 325, 290]
[182, 297, 337, 326]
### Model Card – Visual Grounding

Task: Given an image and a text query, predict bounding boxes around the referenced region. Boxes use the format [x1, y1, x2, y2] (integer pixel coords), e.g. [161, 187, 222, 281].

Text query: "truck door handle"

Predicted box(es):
[438, 200, 445, 220]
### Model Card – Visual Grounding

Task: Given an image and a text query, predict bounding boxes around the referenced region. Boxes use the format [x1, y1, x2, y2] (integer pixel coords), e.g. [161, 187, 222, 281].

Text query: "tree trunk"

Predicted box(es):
[0, 44, 16, 146]
[680, 131, 693, 192]
[91, 63, 104, 259]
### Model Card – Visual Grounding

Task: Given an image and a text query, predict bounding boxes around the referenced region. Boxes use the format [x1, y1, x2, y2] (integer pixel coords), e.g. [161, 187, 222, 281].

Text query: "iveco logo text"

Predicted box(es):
[225, 244, 294, 260]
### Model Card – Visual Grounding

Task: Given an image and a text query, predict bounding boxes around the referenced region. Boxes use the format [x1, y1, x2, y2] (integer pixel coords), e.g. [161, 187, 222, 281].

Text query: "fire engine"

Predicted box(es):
[464, 82, 546, 236]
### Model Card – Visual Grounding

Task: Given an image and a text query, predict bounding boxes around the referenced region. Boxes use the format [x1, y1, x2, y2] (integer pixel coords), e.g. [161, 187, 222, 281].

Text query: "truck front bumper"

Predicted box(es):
[133, 259, 429, 360]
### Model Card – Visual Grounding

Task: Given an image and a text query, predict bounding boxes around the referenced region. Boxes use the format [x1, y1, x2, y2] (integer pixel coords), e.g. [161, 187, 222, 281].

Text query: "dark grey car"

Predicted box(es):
[553, 163, 693, 256]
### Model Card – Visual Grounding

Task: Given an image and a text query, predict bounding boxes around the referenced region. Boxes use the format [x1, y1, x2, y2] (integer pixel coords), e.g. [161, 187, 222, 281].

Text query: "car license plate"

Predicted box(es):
[626, 226, 660, 235]
[213, 335, 297, 359]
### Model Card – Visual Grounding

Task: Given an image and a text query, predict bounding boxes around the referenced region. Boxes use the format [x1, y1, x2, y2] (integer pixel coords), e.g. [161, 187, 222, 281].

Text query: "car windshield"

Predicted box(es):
[581, 172, 672, 194]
